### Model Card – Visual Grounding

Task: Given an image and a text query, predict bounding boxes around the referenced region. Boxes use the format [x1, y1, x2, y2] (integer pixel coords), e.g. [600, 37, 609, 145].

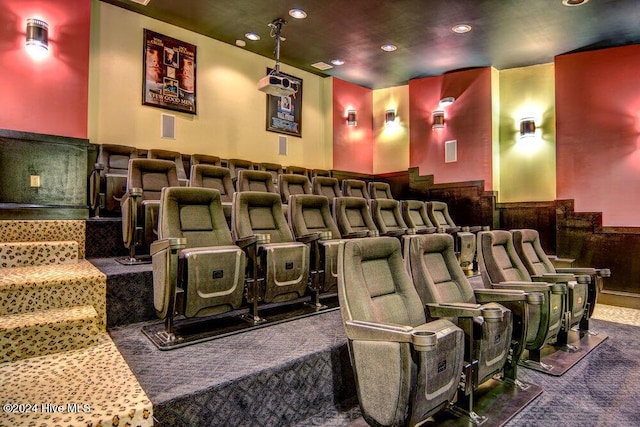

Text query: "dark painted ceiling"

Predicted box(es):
[101, 0, 640, 89]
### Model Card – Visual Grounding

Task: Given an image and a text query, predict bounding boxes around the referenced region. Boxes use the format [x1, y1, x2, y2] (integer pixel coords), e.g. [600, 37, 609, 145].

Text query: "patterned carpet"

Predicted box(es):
[110, 307, 640, 426]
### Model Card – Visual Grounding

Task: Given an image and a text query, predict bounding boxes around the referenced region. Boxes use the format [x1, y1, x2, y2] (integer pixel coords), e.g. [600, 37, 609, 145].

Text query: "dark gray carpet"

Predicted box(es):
[110, 312, 640, 427]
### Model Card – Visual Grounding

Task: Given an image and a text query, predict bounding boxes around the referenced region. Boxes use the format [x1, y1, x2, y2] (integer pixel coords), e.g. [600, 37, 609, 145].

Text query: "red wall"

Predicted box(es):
[556, 45, 640, 226]
[409, 68, 494, 191]
[0, 0, 91, 138]
[332, 78, 374, 174]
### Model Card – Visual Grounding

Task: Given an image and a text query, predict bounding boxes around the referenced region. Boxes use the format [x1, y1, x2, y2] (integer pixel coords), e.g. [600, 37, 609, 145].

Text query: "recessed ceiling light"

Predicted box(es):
[331, 59, 345, 66]
[245, 32, 260, 41]
[289, 9, 307, 19]
[311, 62, 333, 70]
[451, 24, 472, 34]
[562, 0, 589, 6]
[381, 44, 397, 52]
[235, 39, 246, 47]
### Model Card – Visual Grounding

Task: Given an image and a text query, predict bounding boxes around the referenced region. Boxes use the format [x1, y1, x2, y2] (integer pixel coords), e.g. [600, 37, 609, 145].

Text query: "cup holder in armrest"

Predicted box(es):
[481, 306, 503, 323]
[526, 292, 544, 305]
[411, 328, 437, 352]
[318, 231, 333, 241]
[255, 233, 272, 244]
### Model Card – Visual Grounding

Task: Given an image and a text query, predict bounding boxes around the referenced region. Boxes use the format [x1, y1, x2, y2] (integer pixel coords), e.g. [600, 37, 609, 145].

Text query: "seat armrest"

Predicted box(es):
[555, 267, 596, 276]
[342, 231, 370, 239]
[382, 229, 406, 238]
[446, 226, 460, 233]
[93, 162, 105, 172]
[296, 233, 321, 244]
[344, 320, 437, 352]
[548, 256, 575, 268]
[150, 238, 187, 256]
[426, 303, 482, 318]
[495, 281, 566, 295]
[597, 268, 611, 277]
[474, 289, 527, 303]
[235, 235, 260, 249]
[416, 227, 437, 234]
[533, 273, 575, 283]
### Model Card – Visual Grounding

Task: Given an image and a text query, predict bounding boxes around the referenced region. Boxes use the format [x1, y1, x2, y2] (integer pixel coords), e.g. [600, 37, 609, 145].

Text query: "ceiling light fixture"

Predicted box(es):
[562, 0, 589, 6]
[331, 59, 345, 66]
[25, 18, 49, 60]
[245, 32, 260, 41]
[439, 96, 455, 107]
[288, 9, 307, 19]
[381, 44, 397, 52]
[451, 24, 472, 34]
[257, 18, 299, 97]
[235, 39, 246, 47]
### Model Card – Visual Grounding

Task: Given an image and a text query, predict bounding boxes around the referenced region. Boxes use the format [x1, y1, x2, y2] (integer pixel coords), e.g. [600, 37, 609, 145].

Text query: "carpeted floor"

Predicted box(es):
[110, 307, 640, 426]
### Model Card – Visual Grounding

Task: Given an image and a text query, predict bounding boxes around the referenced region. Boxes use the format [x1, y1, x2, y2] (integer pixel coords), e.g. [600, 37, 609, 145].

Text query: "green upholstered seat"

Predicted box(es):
[368, 181, 394, 200]
[401, 200, 437, 234]
[279, 173, 312, 204]
[341, 178, 370, 199]
[338, 236, 464, 426]
[333, 196, 378, 239]
[369, 198, 408, 237]
[89, 144, 139, 216]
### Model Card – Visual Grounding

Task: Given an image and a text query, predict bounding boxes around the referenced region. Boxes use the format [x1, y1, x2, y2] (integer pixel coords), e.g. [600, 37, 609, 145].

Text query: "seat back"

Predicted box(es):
[286, 165, 308, 176]
[312, 176, 342, 208]
[95, 144, 139, 214]
[369, 199, 407, 235]
[311, 168, 331, 177]
[338, 236, 464, 426]
[401, 200, 436, 233]
[147, 149, 187, 181]
[190, 154, 221, 167]
[227, 158, 254, 183]
[189, 165, 234, 203]
[427, 201, 458, 229]
[232, 191, 294, 244]
[279, 173, 312, 204]
[342, 179, 370, 199]
[368, 181, 394, 200]
[334, 196, 378, 237]
[478, 230, 532, 285]
[258, 162, 283, 185]
[511, 229, 556, 275]
[289, 194, 341, 239]
[127, 158, 179, 201]
[155, 187, 244, 318]
[405, 233, 476, 305]
[236, 169, 277, 194]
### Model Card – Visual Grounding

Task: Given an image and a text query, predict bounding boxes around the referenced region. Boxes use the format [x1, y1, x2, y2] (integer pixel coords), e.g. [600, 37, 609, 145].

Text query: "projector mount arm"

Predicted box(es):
[268, 18, 287, 75]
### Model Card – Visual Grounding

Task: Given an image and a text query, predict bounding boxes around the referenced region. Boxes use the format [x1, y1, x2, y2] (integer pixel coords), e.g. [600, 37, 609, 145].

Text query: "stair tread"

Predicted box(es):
[0, 333, 153, 426]
[0, 305, 98, 330]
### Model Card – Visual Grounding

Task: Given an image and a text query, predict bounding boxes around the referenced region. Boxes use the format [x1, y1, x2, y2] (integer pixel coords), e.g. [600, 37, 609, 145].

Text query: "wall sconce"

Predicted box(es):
[439, 97, 455, 107]
[346, 109, 357, 126]
[26, 18, 49, 59]
[519, 117, 536, 138]
[432, 110, 445, 129]
[385, 109, 396, 126]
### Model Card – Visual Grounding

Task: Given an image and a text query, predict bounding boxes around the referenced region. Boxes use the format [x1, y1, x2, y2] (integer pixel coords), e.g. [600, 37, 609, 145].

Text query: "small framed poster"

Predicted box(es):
[265, 69, 303, 137]
[143, 29, 197, 114]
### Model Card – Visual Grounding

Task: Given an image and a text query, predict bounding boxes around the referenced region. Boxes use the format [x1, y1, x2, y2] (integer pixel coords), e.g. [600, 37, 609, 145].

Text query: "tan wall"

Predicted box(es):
[88, 1, 332, 169]
[498, 63, 556, 202]
[372, 85, 410, 174]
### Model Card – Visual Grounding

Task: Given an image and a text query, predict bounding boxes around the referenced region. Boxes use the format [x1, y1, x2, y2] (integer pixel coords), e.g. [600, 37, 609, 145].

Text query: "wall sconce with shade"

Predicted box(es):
[25, 18, 49, 60]
[520, 117, 536, 138]
[346, 109, 357, 126]
[432, 110, 445, 129]
[385, 109, 396, 126]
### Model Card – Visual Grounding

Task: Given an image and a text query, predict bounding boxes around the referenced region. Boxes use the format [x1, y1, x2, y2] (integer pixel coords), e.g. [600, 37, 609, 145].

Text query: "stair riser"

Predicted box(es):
[1, 312, 100, 364]
[0, 220, 86, 258]
[0, 241, 79, 268]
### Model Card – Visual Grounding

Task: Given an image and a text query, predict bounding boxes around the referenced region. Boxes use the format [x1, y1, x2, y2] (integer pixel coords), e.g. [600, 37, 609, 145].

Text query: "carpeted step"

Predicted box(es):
[0, 333, 154, 427]
[0, 219, 86, 258]
[0, 260, 106, 327]
[0, 305, 100, 363]
[0, 240, 79, 268]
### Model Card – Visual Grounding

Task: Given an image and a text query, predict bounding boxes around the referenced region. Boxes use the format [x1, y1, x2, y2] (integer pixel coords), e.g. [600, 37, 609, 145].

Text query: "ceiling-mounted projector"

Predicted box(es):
[258, 74, 299, 97]
[257, 18, 299, 97]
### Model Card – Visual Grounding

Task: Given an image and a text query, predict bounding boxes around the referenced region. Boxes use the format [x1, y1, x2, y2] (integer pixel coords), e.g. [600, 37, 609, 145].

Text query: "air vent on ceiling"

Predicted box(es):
[130, 0, 151, 6]
[311, 62, 333, 71]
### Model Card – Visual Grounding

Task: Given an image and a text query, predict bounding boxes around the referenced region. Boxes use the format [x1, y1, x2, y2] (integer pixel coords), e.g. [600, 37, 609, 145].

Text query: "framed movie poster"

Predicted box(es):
[265, 69, 303, 137]
[143, 29, 197, 114]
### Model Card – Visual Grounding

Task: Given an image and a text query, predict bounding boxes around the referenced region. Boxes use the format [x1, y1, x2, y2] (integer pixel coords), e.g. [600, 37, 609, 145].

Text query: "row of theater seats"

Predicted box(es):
[338, 229, 610, 425]
[147, 181, 609, 424]
[88, 143, 331, 217]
